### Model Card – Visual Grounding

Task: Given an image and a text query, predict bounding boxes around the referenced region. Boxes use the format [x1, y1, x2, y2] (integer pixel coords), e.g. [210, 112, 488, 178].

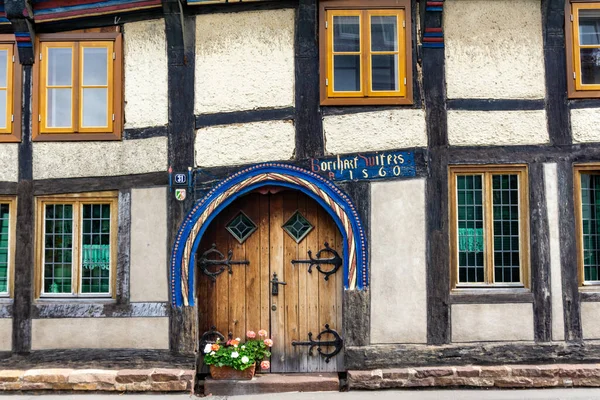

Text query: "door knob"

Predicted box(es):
[272, 304, 277, 311]
[270, 273, 287, 296]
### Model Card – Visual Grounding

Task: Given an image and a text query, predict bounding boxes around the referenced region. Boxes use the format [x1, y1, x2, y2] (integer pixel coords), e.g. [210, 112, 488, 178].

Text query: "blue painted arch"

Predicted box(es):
[170, 163, 368, 307]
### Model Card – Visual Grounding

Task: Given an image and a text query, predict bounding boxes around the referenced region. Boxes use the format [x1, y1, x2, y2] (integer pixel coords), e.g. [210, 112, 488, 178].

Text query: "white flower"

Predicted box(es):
[235, 337, 241, 341]
[234, 344, 238, 348]
[204, 344, 212, 354]
[231, 351, 239, 358]
[241, 345, 246, 350]
[241, 356, 249, 363]
[210, 351, 216, 356]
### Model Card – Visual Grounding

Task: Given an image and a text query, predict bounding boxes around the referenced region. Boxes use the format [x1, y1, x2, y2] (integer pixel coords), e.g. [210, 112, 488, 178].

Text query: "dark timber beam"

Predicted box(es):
[542, 0, 571, 146]
[5, 0, 35, 65]
[422, 1, 450, 345]
[529, 163, 552, 342]
[12, 65, 33, 353]
[294, 0, 324, 159]
[163, 0, 197, 355]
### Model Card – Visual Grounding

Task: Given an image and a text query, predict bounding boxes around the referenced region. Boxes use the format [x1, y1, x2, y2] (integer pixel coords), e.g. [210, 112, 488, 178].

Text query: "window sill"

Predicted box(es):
[35, 297, 115, 304]
[320, 97, 414, 106]
[450, 287, 533, 304]
[0, 297, 13, 304]
[32, 132, 122, 142]
[579, 287, 600, 302]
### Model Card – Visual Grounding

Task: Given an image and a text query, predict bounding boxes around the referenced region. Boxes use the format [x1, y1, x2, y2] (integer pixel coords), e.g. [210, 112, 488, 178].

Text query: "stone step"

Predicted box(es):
[203, 373, 340, 396]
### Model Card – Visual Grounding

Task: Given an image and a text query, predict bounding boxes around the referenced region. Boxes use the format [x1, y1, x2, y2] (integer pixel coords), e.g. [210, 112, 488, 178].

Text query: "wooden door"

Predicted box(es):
[197, 190, 344, 373]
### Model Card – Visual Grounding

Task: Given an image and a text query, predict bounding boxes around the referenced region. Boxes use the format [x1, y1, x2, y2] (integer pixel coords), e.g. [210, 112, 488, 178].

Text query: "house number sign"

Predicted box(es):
[310, 151, 416, 182]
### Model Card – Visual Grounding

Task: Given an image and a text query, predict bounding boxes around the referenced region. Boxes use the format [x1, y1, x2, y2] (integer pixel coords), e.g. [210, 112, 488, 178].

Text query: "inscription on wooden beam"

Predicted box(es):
[311, 151, 416, 182]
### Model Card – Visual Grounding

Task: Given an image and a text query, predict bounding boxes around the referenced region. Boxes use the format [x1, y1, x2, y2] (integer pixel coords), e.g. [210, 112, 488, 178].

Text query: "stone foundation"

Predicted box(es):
[348, 364, 600, 389]
[0, 368, 193, 392]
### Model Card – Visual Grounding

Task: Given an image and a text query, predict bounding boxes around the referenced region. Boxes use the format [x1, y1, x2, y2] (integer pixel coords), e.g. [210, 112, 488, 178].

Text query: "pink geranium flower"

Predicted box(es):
[247, 330, 256, 339]
[258, 329, 268, 337]
[264, 338, 273, 347]
[260, 360, 270, 370]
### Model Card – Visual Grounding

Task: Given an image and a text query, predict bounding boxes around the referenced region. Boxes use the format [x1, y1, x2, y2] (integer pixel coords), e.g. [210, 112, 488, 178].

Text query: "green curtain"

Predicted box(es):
[81, 244, 110, 270]
[458, 228, 484, 252]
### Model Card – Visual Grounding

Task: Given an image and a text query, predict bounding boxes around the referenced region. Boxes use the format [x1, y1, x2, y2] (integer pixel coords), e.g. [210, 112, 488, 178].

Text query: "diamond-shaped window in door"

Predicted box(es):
[283, 211, 314, 243]
[226, 212, 257, 244]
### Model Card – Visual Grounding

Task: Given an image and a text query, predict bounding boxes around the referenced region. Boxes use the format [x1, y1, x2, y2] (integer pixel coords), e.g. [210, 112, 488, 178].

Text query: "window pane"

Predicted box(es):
[47, 48, 72, 86]
[82, 88, 108, 128]
[581, 174, 600, 282]
[334, 55, 361, 92]
[47, 88, 72, 128]
[81, 204, 111, 294]
[371, 16, 398, 51]
[333, 16, 360, 52]
[371, 54, 398, 91]
[0, 204, 9, 293]
[43, 204, 73, 294]
[580, 48, 600, 85]
[492, 174, 521, 283]
[456, 175, 485, 283]
[580, 10, 600, 45]
[83, 47, 108, 86]
[0, 90, 7, 129]
[0, 50, 7, 88]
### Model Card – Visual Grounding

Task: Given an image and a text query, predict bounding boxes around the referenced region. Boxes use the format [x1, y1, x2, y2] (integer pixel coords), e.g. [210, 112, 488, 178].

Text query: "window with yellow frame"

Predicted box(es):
[0, 37, 21, 143]
[319, 0, 412, 105]
[449, 165, 530, 290]
[35, 192, 118, 299]
[567, 2, 600, 97]
[33, 31, 123, 141]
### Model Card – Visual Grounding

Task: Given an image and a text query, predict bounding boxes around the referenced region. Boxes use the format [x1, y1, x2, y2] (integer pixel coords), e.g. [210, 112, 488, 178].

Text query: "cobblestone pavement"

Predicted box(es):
[5, 389, 600, 399]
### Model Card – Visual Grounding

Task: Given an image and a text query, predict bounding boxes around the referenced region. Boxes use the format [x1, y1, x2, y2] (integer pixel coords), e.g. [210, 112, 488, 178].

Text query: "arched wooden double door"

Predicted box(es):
[197, 189, 344, 372]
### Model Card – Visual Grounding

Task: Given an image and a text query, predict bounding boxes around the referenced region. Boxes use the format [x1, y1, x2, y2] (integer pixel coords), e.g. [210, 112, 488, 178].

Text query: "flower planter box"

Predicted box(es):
[209, 364, 256, 380]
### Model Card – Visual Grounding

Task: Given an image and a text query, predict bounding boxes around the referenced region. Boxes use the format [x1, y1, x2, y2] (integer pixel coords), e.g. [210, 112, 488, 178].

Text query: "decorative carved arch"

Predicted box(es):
[170, 163, 369, 307]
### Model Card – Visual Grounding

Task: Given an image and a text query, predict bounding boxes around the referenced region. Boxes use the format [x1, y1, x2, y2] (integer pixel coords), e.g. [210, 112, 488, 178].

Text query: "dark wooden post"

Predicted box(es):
[163, 0, 197, 354]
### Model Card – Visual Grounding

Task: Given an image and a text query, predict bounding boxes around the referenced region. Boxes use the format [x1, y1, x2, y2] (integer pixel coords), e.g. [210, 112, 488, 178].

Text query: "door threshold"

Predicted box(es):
[203, 372, 340, 396]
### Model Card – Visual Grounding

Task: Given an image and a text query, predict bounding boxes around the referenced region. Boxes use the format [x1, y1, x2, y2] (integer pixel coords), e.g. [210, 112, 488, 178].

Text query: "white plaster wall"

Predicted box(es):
[447, 110, 549, 146]
[451, 303, 534, 342]
[0, 143, 18, 182]
[370, 179, 427, 344]
[33, 137, 167, 179]
[581, 303, 600, 339]
[124, 19, 168, 128]
[195, 120, 295, 167]
[571, 108, 600, 143]
[323, 110, 427, 155]
[130, 187, 168, 302]
[195, 9, 295, 114]
[32, 317, 169, 350]
[0, 318, 11, 351]
[544, 163, 565, 341]
[445, 0, 545, 99]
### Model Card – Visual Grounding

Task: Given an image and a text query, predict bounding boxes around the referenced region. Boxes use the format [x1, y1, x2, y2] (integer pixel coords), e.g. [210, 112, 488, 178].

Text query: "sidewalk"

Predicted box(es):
[5, 389, 600, 399]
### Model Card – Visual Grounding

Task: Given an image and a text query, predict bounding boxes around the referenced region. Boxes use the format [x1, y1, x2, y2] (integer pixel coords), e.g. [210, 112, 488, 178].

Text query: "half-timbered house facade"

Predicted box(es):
[1, 0, 600, 392]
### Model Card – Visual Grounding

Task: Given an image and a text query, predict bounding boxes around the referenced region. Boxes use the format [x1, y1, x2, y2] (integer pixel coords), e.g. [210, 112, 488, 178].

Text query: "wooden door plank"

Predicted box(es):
[269, 192, 285, 372]
[259, 194, 271, 349]
[296, 193, 309, 373]
[215, 208, 232, 340]
[198, 222, 217, 336]
[243, 194, 262, 337]
[283, 191, 300, 372]
[228, 202, 247, 341]
[318, 206, 338, 372]
[335, 224, 345, 372]
[305, 195, 321, 373]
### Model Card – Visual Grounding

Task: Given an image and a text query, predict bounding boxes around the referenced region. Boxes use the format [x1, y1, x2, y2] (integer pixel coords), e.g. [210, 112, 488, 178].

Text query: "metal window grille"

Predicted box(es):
[456, 175, 485, 283]
[43, 204, 74, 294]
[492, 174, 521, 283]
[581, 174, 600, 282]
[0, 204, 9, 293]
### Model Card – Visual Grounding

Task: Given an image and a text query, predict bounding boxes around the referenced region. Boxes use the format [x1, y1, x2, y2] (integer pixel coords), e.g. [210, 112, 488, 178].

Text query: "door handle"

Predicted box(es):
[270, 273, 287, 296]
